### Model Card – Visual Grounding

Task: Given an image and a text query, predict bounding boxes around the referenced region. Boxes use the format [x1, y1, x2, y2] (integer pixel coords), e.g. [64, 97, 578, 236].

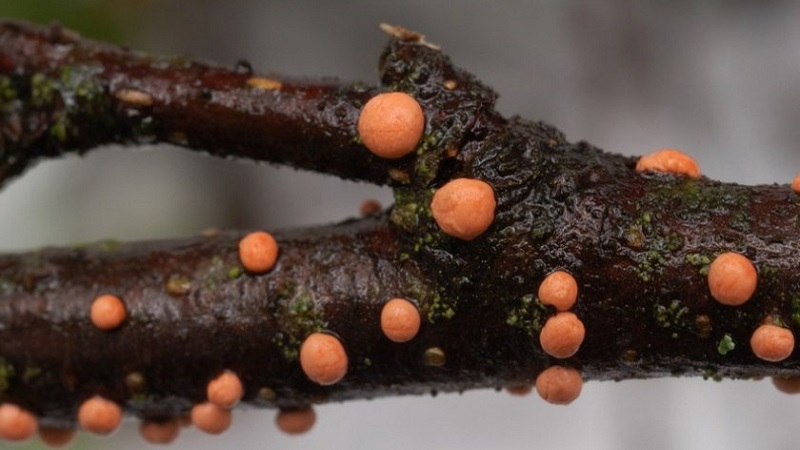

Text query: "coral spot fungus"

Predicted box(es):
[207, 370, 244, 409]
[78, 396, 122, 436]
[505, 384, 533, 396]
[535, 366, 583, 405]
[538, 271, 579, 311]
[0, 403, 37, 442]
[707, 252, 757, 306]
[300, 333, 348, 385]
[773, 376, 800, 394]
[539, 312, 585, 359]
[191, 402, 232, 435]
[90, 294, 127, 330]
[275, 407, 316, 435]
[140, 419, 180, 444]
[635, 148, 701, 179]
[431, 178, 496, 240]
[357, 92, 424, 159]
[750, 323, 795, 362]
[381, 298, 421, 343]
[38, 427, 75, 447]
[238, 231, 279, 273]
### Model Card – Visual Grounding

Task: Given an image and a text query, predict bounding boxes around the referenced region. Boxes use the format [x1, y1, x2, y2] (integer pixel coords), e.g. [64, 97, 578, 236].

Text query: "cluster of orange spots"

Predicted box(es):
[381, 298, 421, 343]
[78, 396, 122, 436]
[538, 271, 578, 311]
[539, 312, 585, 359]
[275, 407, 316, 435]
[299, 332, 348, 385]
[431, 178, 497, 240]
[140, 419, 180, 445]
[207, 370, 244, 409]
[239, 231, 279, 274]
[357, 92, 425, 159]
[90, 294, 127, 330]
[750, 323, 795, 362]
[246, 77, 282, 91]
[535, 366, 583, 405]
[707, 252, 757, 306]
[39, 427, 75, 447]
[191, 402, 232, 435]
[635, 148, 701, 179]
[0, 403, 37, 442]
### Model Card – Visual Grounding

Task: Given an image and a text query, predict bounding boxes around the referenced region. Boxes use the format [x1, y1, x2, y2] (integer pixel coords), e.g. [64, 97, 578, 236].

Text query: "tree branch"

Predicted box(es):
[2, 19, 800, 439]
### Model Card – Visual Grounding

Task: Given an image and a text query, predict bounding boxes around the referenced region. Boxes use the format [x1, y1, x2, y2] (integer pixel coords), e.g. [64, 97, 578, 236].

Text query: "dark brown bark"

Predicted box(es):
[2, 20, 800, 429]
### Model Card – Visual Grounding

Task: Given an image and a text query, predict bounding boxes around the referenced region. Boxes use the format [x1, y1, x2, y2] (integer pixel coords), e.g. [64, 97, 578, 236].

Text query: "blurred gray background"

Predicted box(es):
[2, 1, 800, 449]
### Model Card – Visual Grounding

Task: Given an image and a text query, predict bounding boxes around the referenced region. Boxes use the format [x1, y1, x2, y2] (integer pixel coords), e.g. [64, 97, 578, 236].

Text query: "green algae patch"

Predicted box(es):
[654, 299, 689, 339]
[717, 333, 735, 355]
[506, 294, 547, 337]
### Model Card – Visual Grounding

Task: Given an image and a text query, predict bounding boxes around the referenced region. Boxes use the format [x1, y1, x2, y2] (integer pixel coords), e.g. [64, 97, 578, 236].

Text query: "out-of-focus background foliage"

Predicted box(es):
[1, 1, 800, 449]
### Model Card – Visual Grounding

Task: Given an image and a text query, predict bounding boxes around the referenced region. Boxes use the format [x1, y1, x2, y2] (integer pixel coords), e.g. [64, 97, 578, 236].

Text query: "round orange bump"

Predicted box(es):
[751, 324, 795, 362]
[635, 148, 701, 179]
[431, 178, 497, 240]
[275, 407, 316, 435]
[191, 402, 232, 435]
[793, 174, 800, 194]
[707, 252, 757, 306]
[505, 384, 533, 397]
[535, 366, 583, 405]
[381, 298, 422, 343]
[207, 370, 244, 409]
[773, 377, 800, 394]
[300, 333, 348, 385]
[78, 396, 122, 436]
[538, 271, 578, 311]
[357, 92, 425, 159]
[238, 231, 279, 274]
[539, 312, 585, 359]
[90, 294, 127, 330]
[38, 427, 76, 447]
[140, 419, 180, 445]
[0, 403, 37, 441]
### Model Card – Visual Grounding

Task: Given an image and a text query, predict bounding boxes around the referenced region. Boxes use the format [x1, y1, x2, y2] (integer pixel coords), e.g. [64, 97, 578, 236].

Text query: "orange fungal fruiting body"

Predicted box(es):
[535, 366, 583, 405]
[38, 427, 76, 447]
[90, 294, 127, 330]
[539, 312, 585, 359]
[751, 324, 795, 362]
[431, 178, 497, 240]
[380, 298, 421, 343]
[635, 148, 701, 179]
[191, 402, 232, 435]
[505, 384, 533, 397]
[357, 92, 425, 159]
[140, 419, 180, 444]
[78, 396, 122, 436]
[207, 370, 244, 409]
[299, 332, 348, 385]
[0, 403, 37, 441]
[707, 252, 757, 306]
[239, 231, 279, 273]
[793, 174, 800, 194]
[275, 407, 316, 435]
[773, 377, 800, 394]
[538, 271, 578, 311]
